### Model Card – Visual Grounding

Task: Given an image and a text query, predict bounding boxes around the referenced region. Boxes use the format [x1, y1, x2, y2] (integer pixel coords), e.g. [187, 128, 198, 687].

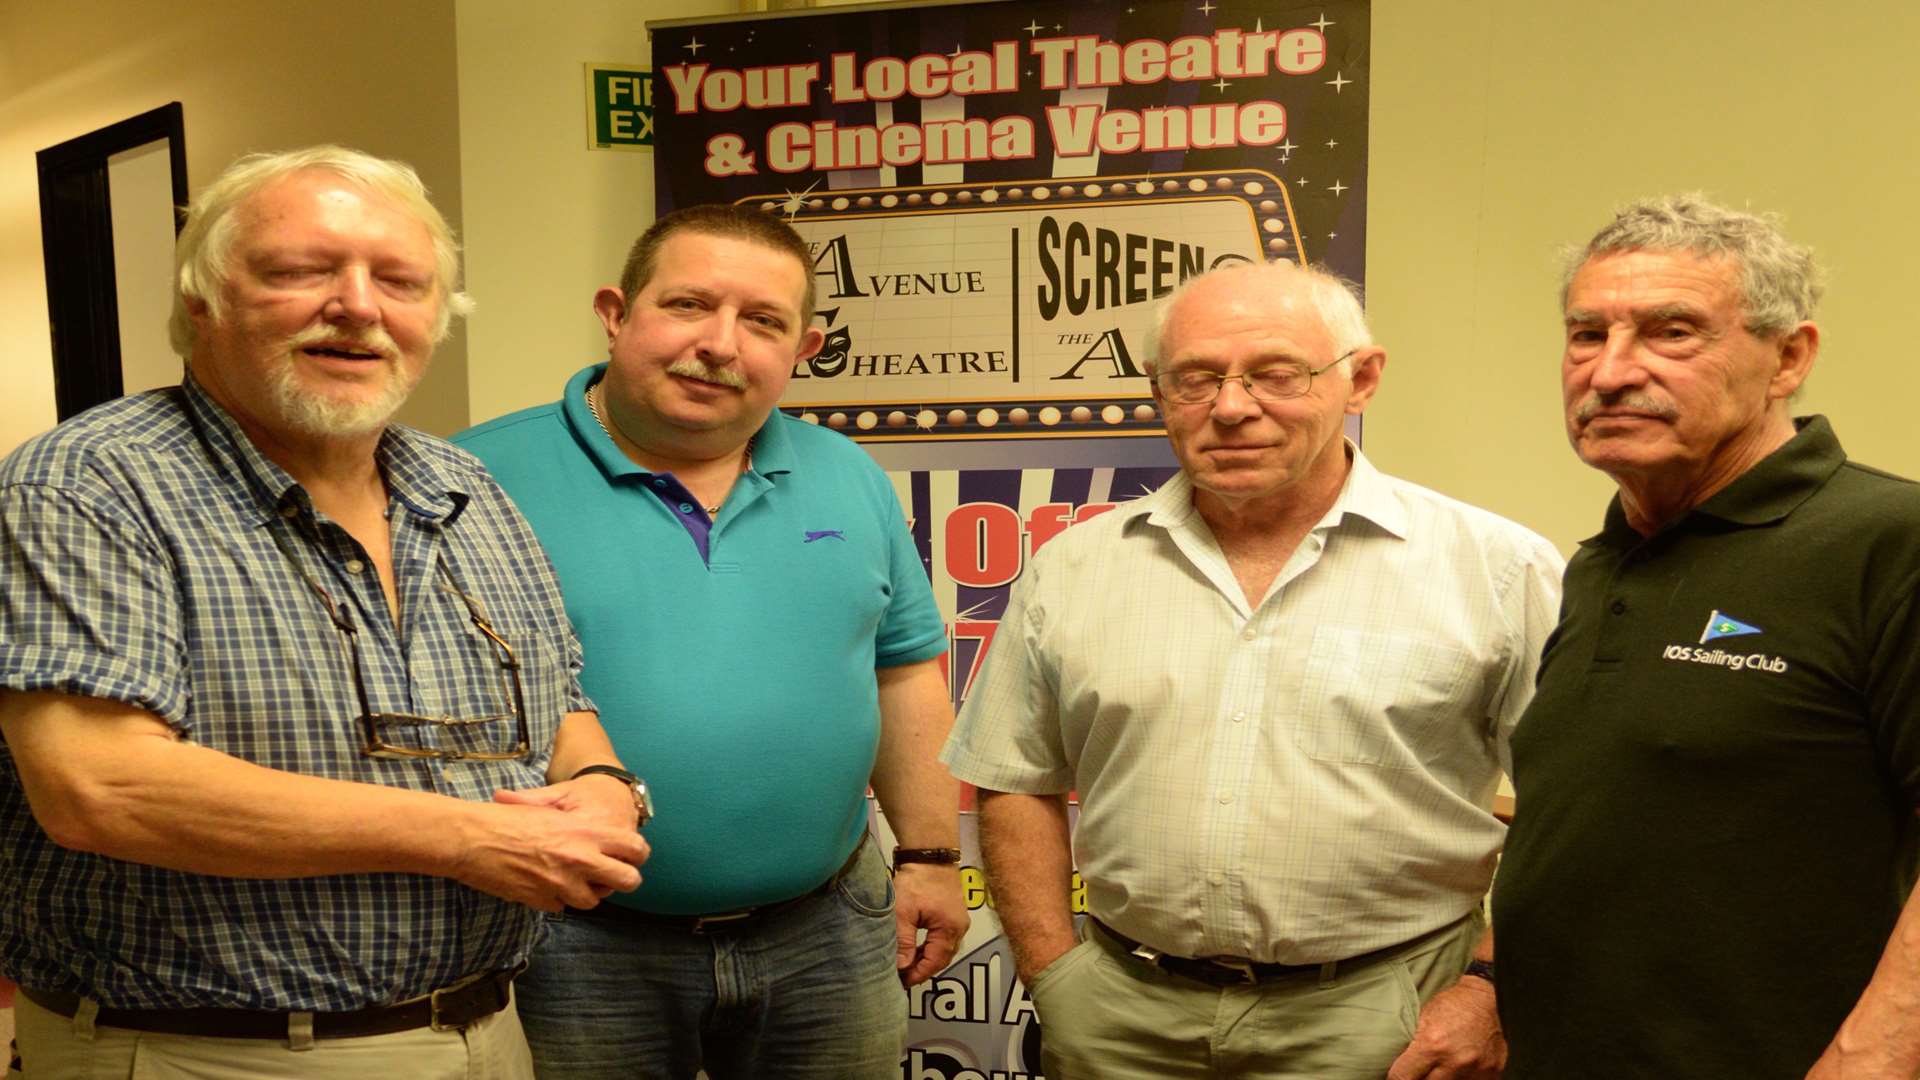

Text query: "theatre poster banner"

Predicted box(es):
[651, 0, 1369, 1075]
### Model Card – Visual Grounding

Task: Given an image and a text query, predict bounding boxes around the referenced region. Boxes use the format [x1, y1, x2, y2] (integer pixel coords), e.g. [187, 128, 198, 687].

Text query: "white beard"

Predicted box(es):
[267, 327, 419, 438]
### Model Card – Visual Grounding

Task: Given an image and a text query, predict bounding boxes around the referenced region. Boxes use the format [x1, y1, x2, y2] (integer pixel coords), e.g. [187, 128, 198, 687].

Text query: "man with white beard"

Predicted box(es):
[0, 146, 649, 1079]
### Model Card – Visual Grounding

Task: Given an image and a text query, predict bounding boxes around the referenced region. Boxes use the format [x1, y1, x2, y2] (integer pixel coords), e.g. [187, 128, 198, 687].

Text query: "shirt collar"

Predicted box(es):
[1587, 414, 1843, 547]
[566, 361, 796, 480]
[1124, 439, 1407, 540]
[1321, 443, 1409, 539]
[181, 372, 470, 527]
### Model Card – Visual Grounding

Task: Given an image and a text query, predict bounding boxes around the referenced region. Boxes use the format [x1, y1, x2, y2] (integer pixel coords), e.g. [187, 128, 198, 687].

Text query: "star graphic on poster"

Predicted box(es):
[1329, 231, 1338, 240]
[1325, 138, 1338, 149]
[1328, 180, 1347, 196]
[950, 44, 963, 56]
[1312, 13, 1334, 32]
[684, 36, 705, 56]
[1295, 176, 1310, 187]
[775, 180, 822, 221]
[955, 599, 997, 621]
[1276, 139, 1297, 156]
[1327, 71, 1350, 92]
[1198, 0, 1217, 14]
[1212, 77, 1230, 92]
[1024, 19, 1043, 33]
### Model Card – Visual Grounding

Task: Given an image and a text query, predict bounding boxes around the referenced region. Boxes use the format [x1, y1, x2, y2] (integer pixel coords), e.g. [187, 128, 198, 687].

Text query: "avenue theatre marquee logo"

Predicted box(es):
[762, 170, 1285, 442]
[1659, 609, 1789, 674]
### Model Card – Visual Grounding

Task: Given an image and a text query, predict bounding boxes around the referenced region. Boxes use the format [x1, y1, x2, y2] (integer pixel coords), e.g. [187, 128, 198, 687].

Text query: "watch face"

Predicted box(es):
[633, 781, 654, 826]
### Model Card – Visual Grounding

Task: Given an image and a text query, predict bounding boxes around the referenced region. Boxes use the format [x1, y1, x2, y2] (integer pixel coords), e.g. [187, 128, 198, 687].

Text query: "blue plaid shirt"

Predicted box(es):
[0, 378, 591, 1010]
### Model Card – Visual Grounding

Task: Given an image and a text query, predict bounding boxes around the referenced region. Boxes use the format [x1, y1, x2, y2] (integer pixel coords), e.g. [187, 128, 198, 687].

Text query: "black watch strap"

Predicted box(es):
[569, 765, 653, 827]
[1463, 958, 1496, 985]
[892, 846, 962, 868]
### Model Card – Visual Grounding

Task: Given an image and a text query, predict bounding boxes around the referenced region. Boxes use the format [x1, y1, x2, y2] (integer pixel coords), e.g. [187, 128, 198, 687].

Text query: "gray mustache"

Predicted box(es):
[1574, 394, 1678, 422]
[667, 359, 746, 389]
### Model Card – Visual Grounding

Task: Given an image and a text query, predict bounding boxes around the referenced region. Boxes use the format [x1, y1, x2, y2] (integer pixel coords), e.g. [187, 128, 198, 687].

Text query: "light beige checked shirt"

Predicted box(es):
[942, 447, 1564, 964]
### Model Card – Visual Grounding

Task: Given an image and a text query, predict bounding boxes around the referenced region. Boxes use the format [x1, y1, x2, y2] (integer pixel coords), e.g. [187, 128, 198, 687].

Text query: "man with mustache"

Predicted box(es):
[0, 146, 650, 1079]
[455, 204, 965, 1079]
[1493, 195, 1920, 1078]
[942, 260, 1563, 1079]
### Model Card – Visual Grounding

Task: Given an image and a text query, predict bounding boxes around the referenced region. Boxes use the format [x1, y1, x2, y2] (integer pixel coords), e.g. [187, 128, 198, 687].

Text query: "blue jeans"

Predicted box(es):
[515, 837, 906, 1080]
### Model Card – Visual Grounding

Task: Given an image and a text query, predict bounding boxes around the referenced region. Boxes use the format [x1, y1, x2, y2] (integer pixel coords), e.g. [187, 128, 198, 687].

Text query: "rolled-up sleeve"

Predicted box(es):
[940, 554, 1072, 794]
[0, 483, 189, 728]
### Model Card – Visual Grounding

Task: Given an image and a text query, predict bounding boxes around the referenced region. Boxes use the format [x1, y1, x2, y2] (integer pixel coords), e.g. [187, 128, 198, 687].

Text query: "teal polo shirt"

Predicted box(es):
[455, 364, 947, 913]
[1495, 416, 1920, 1077]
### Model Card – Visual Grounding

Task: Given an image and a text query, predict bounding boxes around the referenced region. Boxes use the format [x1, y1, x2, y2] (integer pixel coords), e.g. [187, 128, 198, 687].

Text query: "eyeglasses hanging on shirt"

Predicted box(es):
[265, 518, 531, 762]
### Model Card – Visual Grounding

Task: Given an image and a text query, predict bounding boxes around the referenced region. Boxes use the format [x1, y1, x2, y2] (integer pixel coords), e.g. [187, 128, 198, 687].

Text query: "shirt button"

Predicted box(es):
[1611, 600, 1627, 615]
[1241, 628, 1256, 641]
[1230, 711, 1245, 724]
[678, 502, 695, 514]
[1217, 791, 1234, 805]
[1208, 871, 1225, 886]
[651, 478, 667, 489]
[344, 559, 365, 574]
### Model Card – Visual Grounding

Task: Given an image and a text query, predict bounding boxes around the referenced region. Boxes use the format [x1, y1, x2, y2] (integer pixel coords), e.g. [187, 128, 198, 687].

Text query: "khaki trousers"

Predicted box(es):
[9, 989, 534, 1080]
[1031, 911, 1484, 1080]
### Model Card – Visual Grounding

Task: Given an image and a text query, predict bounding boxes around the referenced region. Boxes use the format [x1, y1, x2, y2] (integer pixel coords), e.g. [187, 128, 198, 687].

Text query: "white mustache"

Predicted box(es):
[667, 358, 746, 389]
[286, 323, 398, 359]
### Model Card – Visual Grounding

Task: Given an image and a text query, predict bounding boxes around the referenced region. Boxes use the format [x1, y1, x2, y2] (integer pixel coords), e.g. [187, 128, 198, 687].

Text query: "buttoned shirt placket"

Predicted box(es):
[1151, 501, 1341, 953]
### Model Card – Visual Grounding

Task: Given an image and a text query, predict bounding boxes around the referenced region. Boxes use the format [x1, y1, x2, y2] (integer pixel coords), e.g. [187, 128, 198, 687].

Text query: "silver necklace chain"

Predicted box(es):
[587, 380, 749, 516]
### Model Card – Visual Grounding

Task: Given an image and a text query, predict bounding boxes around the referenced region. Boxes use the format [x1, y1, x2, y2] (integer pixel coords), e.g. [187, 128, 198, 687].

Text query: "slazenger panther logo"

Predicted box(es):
[1659, 609, 1788, 673]
[804, 530, 847, 543]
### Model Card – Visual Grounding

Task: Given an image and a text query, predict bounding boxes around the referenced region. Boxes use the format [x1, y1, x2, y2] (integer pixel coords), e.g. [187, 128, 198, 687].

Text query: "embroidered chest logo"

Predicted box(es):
[1660, 609, 1789, 674]
[804, 530, 847, 543]
[1700, 610, 1763, 644]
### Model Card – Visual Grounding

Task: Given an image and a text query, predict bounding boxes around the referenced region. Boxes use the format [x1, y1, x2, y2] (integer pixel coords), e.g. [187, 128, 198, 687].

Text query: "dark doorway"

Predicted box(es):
[37, 102, 188, 421]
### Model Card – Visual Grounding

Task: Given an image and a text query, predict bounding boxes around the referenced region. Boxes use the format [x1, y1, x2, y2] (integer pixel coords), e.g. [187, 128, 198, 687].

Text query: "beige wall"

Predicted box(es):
[455, 0, 735, 426]
[5, 0, 1917, 553]
[1367, 0, 1920, 551]
[0, 0, 467, 457]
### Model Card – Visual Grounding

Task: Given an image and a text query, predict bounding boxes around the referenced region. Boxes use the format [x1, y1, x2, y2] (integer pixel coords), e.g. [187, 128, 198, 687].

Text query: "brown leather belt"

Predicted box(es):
[20, 964, 521, 1040]
[1092, 917, 1448, 987]
[578, 834, 869, 934]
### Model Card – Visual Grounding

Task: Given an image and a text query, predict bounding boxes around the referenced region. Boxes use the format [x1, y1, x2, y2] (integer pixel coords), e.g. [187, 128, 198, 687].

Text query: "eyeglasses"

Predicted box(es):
[269, 526, 530, 761]
[1153, 350, 1356, 404]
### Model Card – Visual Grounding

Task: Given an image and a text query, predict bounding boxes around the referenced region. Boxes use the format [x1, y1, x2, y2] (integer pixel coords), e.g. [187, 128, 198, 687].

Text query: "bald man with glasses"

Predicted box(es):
[943, 259, 1563, 1080]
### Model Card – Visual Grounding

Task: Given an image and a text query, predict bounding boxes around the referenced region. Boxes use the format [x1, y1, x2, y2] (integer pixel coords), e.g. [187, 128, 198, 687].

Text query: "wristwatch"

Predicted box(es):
[1462, 958, 1496, 985]
[570, 765, 654, 828]
[892, 846, 963, 869]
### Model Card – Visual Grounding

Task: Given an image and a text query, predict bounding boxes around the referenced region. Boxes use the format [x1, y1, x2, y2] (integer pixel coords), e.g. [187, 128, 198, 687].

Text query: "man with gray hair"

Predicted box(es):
[0, 146, 648, 1078]
[1494, 195, 1920, 1078]
[943, 259, 1563, 1079]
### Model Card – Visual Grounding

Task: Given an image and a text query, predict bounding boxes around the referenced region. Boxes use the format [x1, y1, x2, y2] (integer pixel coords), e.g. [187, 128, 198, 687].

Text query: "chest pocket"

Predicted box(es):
[1295, 626, 1477, 767]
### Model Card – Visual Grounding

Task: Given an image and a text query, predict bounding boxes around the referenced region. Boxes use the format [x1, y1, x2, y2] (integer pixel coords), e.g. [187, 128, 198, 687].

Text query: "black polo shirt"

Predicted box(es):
[1495, 416, 1920, 1079]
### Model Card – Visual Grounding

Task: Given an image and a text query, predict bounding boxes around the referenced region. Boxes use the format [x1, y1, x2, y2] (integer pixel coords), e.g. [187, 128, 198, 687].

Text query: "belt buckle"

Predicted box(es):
[1208, 957, 1259, 985]
[427, 966, 518, 1032]
[691, 910, 754, 934]
[428, 982, 463, 1032]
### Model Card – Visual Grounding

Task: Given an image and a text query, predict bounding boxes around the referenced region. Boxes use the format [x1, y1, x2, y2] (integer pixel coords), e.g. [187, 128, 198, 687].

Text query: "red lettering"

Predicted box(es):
[945, 503, 1024, 587]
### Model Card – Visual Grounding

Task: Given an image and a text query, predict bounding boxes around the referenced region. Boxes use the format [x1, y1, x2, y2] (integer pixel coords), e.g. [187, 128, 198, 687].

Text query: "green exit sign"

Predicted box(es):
[586, 64, 653, 150]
